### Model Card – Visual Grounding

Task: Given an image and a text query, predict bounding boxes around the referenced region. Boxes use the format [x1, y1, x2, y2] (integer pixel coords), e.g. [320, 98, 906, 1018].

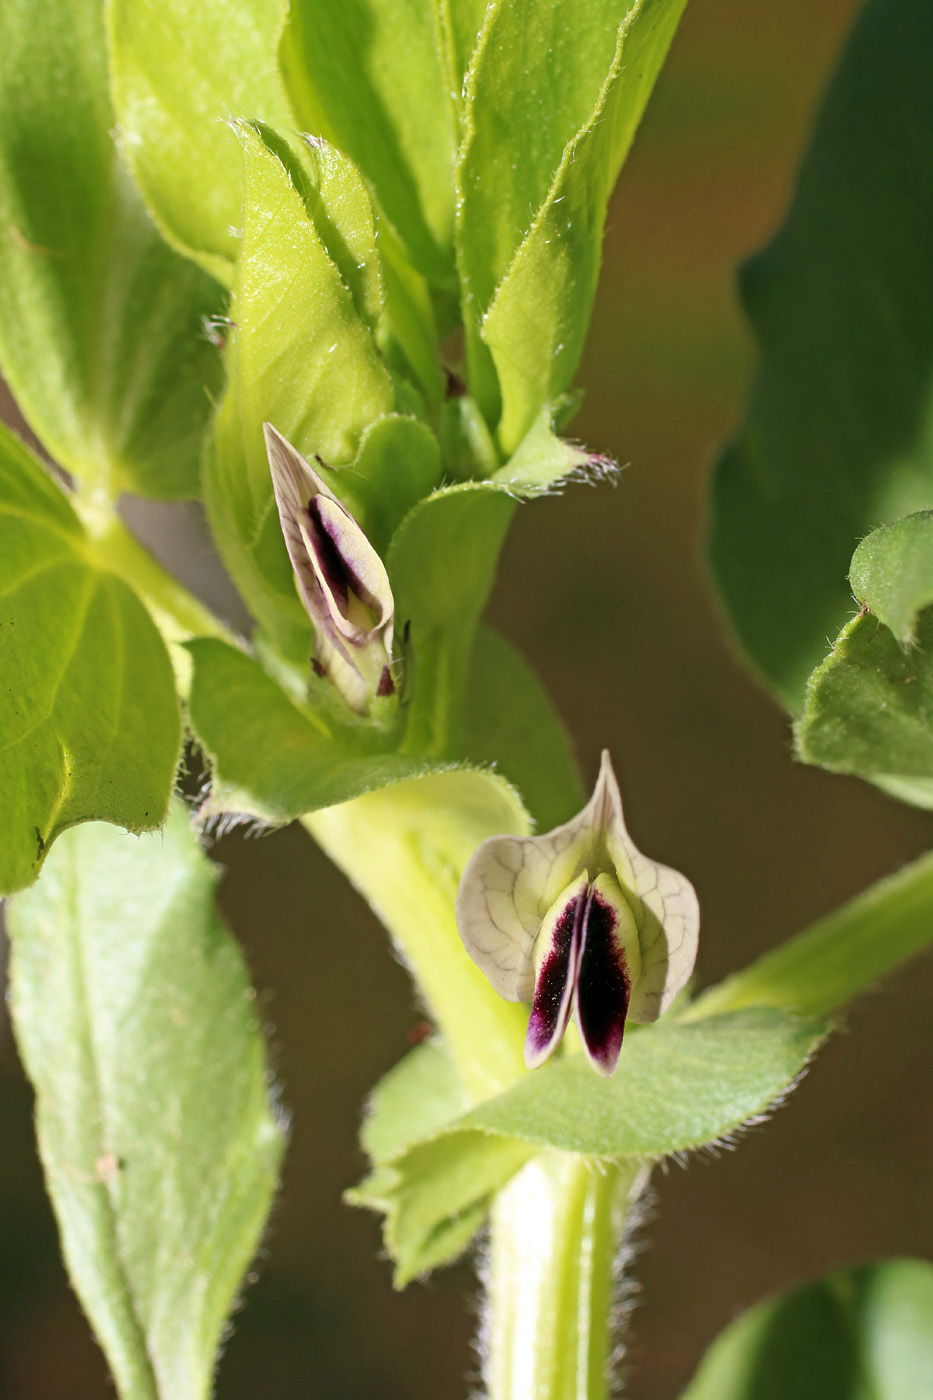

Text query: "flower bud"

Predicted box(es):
[455, 751, 699, 1075]
[264, 423, 395, 713]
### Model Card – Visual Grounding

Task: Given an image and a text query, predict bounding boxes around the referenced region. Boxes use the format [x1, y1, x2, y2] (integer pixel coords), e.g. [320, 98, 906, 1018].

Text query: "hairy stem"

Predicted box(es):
[683, 849, 933, 1023]
[74, 491, 234, 650]
[302, 772, 529, 1102]
[482, 1153, 647, 1400]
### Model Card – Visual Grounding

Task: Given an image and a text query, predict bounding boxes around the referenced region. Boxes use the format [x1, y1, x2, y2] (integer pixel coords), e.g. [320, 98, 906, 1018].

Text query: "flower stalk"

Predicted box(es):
[482, 1151, 648, 1400]
[301, 769, 532, 1102]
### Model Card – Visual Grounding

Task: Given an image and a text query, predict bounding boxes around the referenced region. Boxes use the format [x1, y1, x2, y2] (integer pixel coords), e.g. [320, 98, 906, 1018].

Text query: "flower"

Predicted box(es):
[455, 751, 699, 1075]
[264, 423, 395, 713]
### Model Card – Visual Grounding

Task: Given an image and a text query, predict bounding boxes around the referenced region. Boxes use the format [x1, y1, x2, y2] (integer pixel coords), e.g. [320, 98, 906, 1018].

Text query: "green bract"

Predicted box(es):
[351, 1007, 826, 1282]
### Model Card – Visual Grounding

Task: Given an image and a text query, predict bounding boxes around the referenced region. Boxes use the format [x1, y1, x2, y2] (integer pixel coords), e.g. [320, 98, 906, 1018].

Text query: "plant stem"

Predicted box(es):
[302, 770, 530, 1102]
[482, 1152, 647, 1400]
[72, 490, 236, 685]
[683, 849, 933, 1023]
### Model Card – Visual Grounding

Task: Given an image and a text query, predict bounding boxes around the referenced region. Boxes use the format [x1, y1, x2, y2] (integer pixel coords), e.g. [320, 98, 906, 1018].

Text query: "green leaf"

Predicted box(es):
[491, 404, 607, 495]
[349, 1129, 534, 1286]
[296, 135, 385, 331]
[352, 1040, 517, 1286]
[435, 0, 490, 95]
[460, 1008, 824, 1155]
[351, 1009, 825, 1281]
[795, 609, 933, 797]
[457, 0, 684, 425]
[203, 122, 394, 646]
[281, 0, 459, 287]
[0, 0, 223, 499]
[708, 0, 933, 711]
[388, 481, 517, 754]
[107, 0, 293, 282]
[680, 1259, 933, 1400]
[0, 425, 182, 894]
[6, 803, 285, 1400]
[377, 221, 445, 409]
[481, 0, 688, 451]
[186, 637, 429, 822]
[336, 414, 443, 556]
[360, 1039, 468, 1166]
[439, 392, 501, 480]
[850, 511, 933, 644]
[686, 850, 933, 1024]
[461, 625, 584, 830]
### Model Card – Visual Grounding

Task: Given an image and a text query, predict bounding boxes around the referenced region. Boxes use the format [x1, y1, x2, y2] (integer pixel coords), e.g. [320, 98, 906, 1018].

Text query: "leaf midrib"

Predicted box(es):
[60, 843, 163, 1400]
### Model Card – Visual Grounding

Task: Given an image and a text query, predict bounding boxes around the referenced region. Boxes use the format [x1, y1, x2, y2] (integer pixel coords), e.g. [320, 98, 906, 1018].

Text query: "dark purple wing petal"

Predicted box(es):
[525, 875, 587, 1070]
[574, 884, 631, 1077]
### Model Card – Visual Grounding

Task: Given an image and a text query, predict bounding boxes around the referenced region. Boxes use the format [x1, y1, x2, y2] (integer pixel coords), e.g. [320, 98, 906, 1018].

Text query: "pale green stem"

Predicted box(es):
[72, 490, 235, 695]
[302, 777, 649, 1398]
[683, 849, 933, 1023]
[302, 770, 529, 1102]
[483, 1152, 647, 1400]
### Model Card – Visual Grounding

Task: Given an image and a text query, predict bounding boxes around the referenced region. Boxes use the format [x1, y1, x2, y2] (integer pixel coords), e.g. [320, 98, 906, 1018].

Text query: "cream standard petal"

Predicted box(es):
[592, 752, 700, 1023]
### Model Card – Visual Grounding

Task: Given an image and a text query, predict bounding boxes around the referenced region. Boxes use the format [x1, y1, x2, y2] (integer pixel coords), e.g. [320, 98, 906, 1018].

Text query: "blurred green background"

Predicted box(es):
[2, 0, 932, 1395]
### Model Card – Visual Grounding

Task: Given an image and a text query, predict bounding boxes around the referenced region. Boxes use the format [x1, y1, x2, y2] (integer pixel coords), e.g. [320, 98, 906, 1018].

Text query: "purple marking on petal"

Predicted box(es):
[525, 888, 585, 1068]
[575, 887, 630, 1076]
[304, 499, 350, 614]
[376, 665, 395, 697]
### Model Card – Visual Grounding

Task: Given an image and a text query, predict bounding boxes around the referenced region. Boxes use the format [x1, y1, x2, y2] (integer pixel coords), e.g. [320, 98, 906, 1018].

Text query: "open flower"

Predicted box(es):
[455, 751, 699, 1075]
[264, 423, 395, 714]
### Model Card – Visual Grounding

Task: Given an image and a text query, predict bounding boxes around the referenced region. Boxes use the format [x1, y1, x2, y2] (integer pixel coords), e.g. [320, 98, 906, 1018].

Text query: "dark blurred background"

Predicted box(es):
[2, 0, 932, 1395]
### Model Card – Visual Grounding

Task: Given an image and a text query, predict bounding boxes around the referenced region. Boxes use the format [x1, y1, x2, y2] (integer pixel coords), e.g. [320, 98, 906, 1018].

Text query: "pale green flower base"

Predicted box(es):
[483, 1153, 647, 1400]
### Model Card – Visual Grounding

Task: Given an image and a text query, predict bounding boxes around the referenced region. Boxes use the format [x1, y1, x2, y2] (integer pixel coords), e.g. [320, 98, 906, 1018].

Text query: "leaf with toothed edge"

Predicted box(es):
[350, 1008, 827, 1283]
